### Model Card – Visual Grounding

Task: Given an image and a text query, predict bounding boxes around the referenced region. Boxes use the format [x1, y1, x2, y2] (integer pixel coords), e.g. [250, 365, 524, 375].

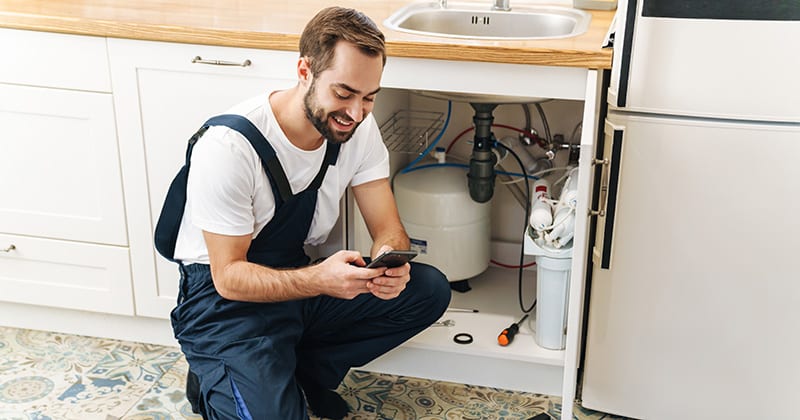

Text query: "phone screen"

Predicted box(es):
[366, 250, 418, 268]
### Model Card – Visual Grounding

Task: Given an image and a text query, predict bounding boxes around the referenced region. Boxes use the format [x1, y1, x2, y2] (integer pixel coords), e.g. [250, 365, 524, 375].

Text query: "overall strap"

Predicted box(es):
[154, 114, 285, 262]
[153, 124, 211, 262]
[205, 114, 292, 206]
[206, 115, 342, 202]
[153, 113, 342, 264]
[308, 140, 341, 192]
[184, 126, 210, 167]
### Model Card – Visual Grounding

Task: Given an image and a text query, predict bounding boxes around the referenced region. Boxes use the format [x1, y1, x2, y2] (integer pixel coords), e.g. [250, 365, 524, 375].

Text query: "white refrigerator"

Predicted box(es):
[580, 0, 800, 419]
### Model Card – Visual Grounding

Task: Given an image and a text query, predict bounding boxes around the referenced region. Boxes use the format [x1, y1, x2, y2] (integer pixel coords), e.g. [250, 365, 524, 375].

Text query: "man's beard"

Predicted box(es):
[303, 80, 359, 144]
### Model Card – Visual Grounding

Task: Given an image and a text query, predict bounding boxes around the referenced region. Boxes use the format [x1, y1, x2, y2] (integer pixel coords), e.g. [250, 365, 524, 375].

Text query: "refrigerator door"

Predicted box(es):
[582, 112, 800, 419]
[609, 0, 800, 122]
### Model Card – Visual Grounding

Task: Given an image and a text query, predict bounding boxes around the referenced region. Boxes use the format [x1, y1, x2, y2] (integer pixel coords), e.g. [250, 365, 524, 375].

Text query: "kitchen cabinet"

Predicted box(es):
[109, 38, 303, 319]
[2, 28, 604, 420]
[0, 29, 133, 315]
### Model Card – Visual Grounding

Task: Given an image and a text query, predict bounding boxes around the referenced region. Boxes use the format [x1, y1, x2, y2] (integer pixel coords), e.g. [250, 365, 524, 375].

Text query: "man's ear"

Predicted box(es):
[297, 57, 312, 85]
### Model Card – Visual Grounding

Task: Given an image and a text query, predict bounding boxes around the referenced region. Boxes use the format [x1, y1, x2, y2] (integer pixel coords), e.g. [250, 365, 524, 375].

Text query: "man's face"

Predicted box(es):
[303, 42, 383, 144]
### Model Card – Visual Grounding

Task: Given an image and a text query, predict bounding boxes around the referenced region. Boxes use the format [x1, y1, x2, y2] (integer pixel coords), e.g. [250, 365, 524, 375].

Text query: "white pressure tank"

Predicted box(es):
[393, 165, 491, 282]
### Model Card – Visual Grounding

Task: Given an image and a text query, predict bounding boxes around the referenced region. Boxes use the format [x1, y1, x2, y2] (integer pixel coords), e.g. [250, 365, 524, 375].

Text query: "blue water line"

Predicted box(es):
[402, 162, 539, 180]
[400, 101, 452, 174]
[397, 101, 538, 180]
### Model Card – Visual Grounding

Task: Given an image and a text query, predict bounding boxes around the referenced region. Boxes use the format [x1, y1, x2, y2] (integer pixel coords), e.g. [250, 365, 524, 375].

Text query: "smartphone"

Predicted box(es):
[366, 250, 418, 268]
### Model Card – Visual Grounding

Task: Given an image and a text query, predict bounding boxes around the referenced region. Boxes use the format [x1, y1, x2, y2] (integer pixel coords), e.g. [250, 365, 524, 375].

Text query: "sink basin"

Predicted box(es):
[384, 1, 591, 40]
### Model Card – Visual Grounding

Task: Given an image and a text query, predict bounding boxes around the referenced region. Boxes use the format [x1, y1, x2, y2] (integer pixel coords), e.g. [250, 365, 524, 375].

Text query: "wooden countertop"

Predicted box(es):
[0, 0, 614, 69]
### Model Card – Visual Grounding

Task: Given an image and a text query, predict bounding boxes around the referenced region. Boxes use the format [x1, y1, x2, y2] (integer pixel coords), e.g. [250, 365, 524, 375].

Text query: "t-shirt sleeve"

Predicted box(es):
[350, 116, 390, 187]
[186, 127, 261, 236]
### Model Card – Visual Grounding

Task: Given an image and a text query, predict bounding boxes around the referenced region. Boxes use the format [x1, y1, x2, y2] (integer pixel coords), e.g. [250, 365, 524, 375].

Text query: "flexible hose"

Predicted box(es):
[494, 141, 536, 314]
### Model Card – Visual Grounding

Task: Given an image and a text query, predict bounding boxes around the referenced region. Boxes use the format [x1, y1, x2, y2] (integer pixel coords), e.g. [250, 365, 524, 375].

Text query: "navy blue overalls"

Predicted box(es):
[156, 115, 451, 419]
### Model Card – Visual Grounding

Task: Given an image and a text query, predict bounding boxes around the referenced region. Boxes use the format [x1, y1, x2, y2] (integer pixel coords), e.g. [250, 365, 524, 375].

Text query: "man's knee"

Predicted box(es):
[189, 353, 306, 419]
[409, 262, 451, 318]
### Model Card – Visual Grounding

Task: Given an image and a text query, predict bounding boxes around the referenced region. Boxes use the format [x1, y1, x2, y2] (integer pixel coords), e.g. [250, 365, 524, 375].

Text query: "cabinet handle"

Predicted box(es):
[588, 159, 610, 217]
[191, 56, 252, 67]
[599, 129, 624, 269]
[588, 209, 605, 217]
[1, 244, 16, 252]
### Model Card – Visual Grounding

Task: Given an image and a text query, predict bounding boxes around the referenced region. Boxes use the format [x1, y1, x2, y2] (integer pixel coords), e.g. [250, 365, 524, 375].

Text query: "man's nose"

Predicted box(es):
[345, 100, 365, 123]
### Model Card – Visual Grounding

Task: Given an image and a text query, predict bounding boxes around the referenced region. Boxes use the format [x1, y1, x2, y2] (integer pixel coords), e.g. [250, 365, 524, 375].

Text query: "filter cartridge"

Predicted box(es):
[529, 178, 552, 231]
[535, 255, 571, 350]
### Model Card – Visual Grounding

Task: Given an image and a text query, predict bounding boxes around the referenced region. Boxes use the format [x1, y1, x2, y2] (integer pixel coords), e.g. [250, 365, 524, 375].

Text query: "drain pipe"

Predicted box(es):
[468, 103, 498, 203]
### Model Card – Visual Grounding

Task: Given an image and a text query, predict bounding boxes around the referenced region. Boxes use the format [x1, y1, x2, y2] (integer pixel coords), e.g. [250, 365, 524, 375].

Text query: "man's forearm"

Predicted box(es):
[370, 228, 410, 258]
[211, 260, 319, 302]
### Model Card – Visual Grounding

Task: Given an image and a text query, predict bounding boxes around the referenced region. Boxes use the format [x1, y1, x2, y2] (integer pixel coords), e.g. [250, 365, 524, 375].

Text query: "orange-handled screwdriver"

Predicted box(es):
[498, 314, 529, 346]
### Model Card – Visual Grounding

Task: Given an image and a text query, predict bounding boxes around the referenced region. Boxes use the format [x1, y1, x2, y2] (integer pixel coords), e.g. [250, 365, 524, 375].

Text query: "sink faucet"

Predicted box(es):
[492, 0, 511, 11]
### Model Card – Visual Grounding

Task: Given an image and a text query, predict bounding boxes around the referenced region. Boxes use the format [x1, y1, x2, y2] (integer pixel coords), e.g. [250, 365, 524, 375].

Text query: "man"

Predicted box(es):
[164, 6, 451, 420]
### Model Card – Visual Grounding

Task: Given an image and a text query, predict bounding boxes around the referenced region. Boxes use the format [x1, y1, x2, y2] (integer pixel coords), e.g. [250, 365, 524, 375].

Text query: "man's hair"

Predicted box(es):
[299, 6, 386, 76]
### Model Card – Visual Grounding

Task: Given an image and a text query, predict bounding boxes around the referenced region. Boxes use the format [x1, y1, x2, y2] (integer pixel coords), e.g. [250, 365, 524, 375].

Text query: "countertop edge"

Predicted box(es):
[0, 12, 613, 69]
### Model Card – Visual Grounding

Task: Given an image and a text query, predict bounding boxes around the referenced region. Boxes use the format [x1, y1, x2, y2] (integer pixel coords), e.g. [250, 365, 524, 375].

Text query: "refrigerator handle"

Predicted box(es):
[616, 0, 638, 107]
[592, 122, 624, 269]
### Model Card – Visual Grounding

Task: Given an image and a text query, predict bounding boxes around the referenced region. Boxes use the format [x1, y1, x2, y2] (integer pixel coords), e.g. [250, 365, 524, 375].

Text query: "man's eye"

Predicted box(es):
[335, 92, 351, 99]
[364, 96, 375, 103]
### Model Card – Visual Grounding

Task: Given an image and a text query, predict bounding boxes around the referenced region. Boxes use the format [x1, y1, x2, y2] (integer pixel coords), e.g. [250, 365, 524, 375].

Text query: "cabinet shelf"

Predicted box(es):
[363, 266, 566, 395]
[417, 266, 564, 366]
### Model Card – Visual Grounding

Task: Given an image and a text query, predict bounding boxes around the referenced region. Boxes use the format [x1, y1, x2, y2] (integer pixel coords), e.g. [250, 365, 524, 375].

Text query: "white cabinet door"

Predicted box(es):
[0, 28, 111, 92]
[109, 39, 298, 318]
[0, 84, 127, 245]
[0, 233, 133, 315]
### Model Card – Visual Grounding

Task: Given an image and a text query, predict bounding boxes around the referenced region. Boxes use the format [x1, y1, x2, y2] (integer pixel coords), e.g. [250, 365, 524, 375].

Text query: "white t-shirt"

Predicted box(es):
[173, 93, 389, 264]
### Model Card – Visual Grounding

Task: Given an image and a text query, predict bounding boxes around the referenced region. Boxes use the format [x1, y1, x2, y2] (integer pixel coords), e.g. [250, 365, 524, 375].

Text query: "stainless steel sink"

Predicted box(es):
[384, 1, 591, 40]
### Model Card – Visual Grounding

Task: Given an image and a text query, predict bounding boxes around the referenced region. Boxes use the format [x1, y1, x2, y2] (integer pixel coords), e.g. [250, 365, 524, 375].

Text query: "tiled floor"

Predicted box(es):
[0, 326, 625, 419]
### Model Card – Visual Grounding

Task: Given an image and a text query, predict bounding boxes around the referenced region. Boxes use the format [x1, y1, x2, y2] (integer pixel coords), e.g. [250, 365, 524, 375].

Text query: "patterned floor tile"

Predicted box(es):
[0, 327, 184, 420]
[0, 327, 117, 376]
[572, 404, 631, 420]
[48, 376, 154, 420]
[121, 355, 201, 419]
[88, 342, 181, 384]
[323, 370, 399, 420]
[0, 366, 78, 420]
[0, 326, 627, 420]
[378, 376, 552, 420]
[381, 376, 458, 419]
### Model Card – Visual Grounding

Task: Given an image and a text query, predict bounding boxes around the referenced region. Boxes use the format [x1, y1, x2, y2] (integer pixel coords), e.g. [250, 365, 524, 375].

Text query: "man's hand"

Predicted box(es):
[312, 247, 410, 300]
[365, 244, 410, 300]
[366, 263, 410, 300]
[311, 250, 386, 300]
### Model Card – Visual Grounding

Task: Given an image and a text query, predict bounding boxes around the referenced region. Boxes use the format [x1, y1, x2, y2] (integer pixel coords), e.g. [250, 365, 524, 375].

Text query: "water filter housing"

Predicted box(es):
[524, 166, 580, 351]
[535, 254, 571, 350]
[525, 233, 573, 350]
[393, 166, 491, 282]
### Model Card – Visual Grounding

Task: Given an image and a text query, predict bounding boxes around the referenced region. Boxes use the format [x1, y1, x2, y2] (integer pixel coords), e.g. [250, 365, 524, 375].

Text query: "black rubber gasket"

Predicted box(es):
[453, 333, 473, 345]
